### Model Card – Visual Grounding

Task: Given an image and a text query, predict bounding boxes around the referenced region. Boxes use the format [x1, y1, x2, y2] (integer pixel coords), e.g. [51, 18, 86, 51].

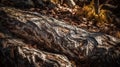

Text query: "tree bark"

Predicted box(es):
[0, 7, 120, 67]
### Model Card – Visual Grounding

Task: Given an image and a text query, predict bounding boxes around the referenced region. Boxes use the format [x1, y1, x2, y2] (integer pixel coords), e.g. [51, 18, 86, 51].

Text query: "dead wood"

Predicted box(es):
[0, 7, 120, 67]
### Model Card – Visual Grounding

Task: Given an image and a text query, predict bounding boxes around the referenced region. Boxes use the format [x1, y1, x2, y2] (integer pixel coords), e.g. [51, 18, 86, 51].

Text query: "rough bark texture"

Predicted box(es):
[0, 7, 120, 67]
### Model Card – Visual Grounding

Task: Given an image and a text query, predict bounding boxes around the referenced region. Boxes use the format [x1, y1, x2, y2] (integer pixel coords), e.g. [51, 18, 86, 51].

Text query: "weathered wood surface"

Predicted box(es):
[0, 7, 120, 67]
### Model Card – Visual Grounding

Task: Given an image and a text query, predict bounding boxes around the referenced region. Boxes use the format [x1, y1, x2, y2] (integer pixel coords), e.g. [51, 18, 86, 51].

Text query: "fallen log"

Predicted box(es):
[0, 37, 72, 67]
[0, 7, 120, 67]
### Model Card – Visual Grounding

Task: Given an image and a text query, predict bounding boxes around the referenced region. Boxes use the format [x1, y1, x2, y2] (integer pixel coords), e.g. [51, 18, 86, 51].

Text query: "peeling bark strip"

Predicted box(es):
[0, 7, 120, 66]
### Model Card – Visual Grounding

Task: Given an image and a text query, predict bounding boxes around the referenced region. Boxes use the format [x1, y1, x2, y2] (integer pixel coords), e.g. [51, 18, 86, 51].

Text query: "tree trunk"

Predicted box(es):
[0, 7, 120, 67]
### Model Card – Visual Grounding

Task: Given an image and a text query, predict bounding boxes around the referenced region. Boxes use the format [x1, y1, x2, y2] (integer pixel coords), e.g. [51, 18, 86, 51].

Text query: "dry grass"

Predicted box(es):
[81, 0, 113, 27]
